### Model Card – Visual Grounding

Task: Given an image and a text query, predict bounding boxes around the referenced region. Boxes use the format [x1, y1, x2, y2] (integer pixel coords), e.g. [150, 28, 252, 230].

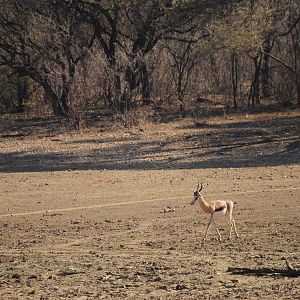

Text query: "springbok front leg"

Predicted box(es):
[203, 214, 220, 241]
[203, 214, 212, 241]
[212, 218, 222, 241]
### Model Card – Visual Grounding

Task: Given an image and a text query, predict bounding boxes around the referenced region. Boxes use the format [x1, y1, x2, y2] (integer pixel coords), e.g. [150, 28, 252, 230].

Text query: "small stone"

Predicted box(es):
[175, 284, 187, 290]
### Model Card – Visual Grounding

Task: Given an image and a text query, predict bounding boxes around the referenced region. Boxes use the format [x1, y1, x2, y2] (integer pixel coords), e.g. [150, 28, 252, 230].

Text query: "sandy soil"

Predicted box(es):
[0, 109, 299, 299]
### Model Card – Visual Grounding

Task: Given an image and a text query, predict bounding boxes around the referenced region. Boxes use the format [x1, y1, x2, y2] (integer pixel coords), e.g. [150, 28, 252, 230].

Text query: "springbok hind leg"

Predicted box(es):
[229, 219, 233, 239]
[227, 201, 239, 239]
[232, 217, 239, 238]
[229, 217, 239, 239]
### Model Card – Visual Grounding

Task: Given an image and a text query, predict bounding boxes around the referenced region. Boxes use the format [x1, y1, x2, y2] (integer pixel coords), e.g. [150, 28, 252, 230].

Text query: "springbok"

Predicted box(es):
[191, 182, 239, 241]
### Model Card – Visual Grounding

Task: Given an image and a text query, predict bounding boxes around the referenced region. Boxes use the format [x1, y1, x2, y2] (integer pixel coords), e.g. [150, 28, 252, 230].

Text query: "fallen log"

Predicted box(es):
[286, 258, 299, 277]
[228, 258, 299, 278]
[57, 268, 85, 276]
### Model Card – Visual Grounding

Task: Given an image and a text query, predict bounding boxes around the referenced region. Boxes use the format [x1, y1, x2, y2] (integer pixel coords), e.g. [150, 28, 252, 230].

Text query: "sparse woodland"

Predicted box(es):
[0, 0, 299, 129]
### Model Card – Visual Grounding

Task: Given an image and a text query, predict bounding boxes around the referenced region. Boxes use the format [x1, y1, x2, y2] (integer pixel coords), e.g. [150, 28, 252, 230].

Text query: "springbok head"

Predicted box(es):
[191, 182, 203, 205]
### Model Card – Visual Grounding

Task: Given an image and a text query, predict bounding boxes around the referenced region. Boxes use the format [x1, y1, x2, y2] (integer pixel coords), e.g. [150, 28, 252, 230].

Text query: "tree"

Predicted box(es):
[249, 0, 300, 105]
[164, 40, 198, 111]
[0, 0, 94, 122]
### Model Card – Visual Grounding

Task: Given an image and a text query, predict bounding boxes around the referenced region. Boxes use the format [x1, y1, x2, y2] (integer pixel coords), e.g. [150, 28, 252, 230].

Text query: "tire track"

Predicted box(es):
[1, 186, 299, 218]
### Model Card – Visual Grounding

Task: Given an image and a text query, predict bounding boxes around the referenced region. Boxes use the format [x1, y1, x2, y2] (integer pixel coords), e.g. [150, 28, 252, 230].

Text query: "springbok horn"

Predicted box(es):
[197, 181, 200, 190]
[199, 182, 203, 192]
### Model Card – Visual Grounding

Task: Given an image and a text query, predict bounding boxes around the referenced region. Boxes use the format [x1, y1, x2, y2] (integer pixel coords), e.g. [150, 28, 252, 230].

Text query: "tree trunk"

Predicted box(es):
[249, 55, 262, 108]
[16, 76, 29, 113]
[124, 61, 151, 110]
[296, 76, 300, 106]
[140, 62, 151, 105]
[125, 65, 137, 95]
[231, 51, 238, 109]
[177, 70, 184, 112]
[44, 87, 63, 116]
[124, 65, 136, 111]
[291, 29, 300, 105]
[261, 36, 274, 98]
[113, 71, 123, 112]
[262, 52, 271, 98]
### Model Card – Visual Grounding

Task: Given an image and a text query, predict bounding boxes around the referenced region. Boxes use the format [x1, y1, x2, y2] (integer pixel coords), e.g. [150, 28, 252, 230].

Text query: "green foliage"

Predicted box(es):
[211, 20, 262, 52]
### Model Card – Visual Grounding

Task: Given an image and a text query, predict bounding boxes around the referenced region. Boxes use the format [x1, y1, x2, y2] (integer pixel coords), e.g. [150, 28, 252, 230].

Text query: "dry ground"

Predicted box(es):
[0, 108, 299, 299]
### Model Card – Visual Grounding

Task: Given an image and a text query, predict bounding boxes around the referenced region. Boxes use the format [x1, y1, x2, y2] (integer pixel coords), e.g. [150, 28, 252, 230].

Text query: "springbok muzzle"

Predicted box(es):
[191, 192, 199, 205]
